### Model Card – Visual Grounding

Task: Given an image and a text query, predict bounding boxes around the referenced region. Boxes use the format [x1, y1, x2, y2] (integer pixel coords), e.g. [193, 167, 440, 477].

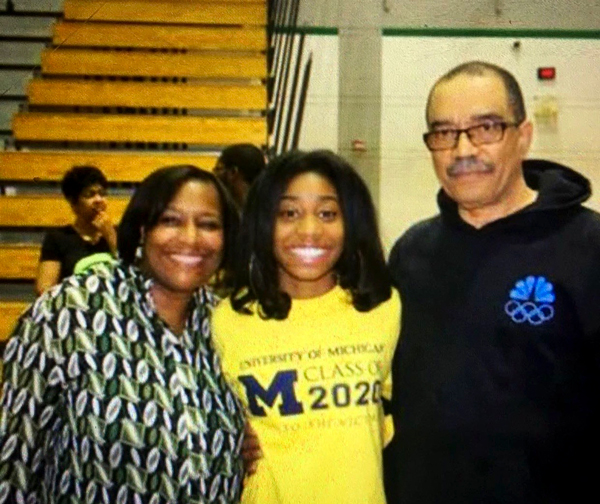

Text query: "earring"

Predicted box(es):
[135, 229, 145, 261]
[135, 244, 143, 261]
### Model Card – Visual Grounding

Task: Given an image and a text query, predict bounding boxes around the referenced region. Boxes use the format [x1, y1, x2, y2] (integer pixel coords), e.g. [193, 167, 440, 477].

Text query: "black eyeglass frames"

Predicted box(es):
[423, 121, 522, 151]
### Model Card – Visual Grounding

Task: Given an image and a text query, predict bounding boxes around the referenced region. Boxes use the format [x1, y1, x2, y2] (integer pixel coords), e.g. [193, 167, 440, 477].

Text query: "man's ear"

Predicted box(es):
[517, 119, 534, 158]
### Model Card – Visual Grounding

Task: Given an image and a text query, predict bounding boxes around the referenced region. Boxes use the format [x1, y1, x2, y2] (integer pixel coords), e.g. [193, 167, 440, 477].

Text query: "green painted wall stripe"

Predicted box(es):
[273, 27, 600, 38]
[274, 26, 338, 35]
[382, 27, 600, 39]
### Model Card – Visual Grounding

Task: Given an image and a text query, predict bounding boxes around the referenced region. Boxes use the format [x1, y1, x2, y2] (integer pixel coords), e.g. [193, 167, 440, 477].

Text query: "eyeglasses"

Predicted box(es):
[423, 121, 521, 151]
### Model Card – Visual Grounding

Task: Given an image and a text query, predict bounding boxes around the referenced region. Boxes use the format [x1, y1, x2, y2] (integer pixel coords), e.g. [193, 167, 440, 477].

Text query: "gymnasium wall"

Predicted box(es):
[295, 0, 599, 250]
[1, 0, 598, 253]
[379, 34, 600, 248]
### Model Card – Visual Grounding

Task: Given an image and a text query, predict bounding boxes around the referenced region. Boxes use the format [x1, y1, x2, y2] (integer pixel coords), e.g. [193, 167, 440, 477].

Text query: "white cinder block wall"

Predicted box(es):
[380, 35, 600, 248]
[292, 34, 339, 152]
[296, 0, 600, 251]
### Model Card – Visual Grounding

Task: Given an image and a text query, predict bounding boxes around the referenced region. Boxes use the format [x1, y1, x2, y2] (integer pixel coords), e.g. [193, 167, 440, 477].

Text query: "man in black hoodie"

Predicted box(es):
[384, 61, 600, 503]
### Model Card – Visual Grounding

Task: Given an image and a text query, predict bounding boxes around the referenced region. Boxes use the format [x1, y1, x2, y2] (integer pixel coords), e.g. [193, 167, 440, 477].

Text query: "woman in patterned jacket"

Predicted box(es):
[0, 165, 246, 504]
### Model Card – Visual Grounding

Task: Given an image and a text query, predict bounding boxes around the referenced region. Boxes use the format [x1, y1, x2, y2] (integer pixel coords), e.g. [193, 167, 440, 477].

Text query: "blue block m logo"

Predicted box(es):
[239, 370, 304, 416]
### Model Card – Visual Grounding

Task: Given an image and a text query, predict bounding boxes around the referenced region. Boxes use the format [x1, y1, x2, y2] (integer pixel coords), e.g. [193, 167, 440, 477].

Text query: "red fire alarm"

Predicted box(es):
[537, 67, 556, 80]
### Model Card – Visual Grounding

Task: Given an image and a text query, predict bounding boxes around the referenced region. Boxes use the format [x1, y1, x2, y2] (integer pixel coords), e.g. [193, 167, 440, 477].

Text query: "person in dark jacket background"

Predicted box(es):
[214, 143, 266, 208]
[384, 60, 600, 504]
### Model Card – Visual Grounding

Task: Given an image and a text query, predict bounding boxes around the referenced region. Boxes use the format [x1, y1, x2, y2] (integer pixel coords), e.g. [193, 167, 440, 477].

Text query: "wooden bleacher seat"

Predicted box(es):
[13, 113, 267, 145]
[0, 244, 39, 280]
[0, 195, 129, 227]
[0, 0, 269, 344]
[63, 0, 266, 26]
[53, 21, 267, 51]
[41, 49, 267, 79]
[27, 80, 267, 110]
[0, 301, 29, 342]
[0, 151, 218, 182]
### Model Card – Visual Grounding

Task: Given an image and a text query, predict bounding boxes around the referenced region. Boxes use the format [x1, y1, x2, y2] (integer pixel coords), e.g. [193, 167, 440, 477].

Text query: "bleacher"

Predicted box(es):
[0, 0, 268, 342]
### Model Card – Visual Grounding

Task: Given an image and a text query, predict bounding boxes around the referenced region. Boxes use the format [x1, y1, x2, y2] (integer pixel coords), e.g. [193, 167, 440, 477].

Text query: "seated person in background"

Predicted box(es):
[214, 143, 266, 207]
[35, 165, 117, 295]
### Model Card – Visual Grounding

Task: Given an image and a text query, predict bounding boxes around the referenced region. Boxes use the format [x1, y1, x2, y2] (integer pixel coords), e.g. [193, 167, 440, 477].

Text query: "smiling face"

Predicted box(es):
[427, 72, 533, 216]
[141, 180, 224, 299]
[273, 172, 345, 299]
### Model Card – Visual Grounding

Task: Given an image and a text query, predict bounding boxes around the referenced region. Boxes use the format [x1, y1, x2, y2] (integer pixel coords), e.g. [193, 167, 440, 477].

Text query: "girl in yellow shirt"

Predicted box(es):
[213, 150, 400, 504]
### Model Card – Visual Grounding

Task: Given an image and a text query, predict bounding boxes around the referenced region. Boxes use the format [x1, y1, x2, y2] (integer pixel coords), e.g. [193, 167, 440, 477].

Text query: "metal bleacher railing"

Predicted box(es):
[267, 0, 312, 157]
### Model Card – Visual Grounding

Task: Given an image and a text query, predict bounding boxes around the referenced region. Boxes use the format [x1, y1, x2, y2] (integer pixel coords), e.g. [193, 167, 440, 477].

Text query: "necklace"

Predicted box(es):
[73, 223, 100, 244]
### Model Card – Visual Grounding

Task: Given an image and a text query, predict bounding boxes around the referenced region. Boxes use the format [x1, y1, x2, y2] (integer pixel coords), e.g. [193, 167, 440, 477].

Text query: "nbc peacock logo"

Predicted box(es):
[504, 275, 555, 326]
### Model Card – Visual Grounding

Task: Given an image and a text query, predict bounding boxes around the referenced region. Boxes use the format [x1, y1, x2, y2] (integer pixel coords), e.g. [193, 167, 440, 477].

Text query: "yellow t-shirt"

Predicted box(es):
[212, 286, 401, 504]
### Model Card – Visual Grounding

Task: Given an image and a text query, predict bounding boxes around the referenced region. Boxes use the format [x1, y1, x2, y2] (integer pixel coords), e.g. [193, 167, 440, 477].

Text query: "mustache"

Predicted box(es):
[447, 157, 493, 177]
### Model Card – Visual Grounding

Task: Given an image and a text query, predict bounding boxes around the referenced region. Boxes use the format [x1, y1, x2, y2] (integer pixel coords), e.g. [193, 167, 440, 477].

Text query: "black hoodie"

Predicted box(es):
[385, 160, 600, 504]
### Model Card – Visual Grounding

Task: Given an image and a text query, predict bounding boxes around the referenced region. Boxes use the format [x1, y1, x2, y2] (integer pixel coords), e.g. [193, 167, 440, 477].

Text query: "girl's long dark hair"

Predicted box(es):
[231, 150, 391, 319]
